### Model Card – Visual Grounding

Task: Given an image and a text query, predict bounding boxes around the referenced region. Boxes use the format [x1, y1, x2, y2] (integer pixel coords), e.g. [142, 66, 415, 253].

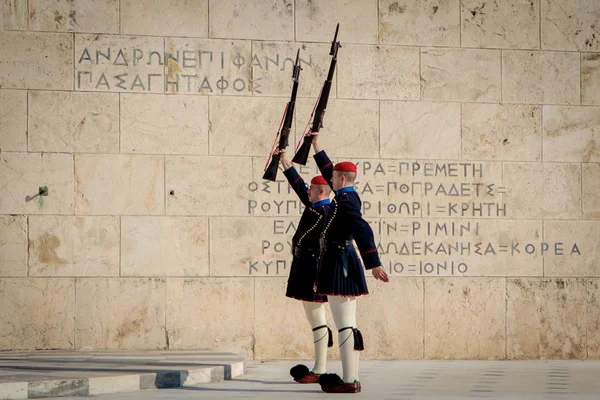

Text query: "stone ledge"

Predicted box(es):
[0, 350, 245, 399]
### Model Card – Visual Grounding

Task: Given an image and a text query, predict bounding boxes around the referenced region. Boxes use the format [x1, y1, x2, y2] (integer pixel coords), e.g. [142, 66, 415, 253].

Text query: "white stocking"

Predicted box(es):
[303, 301, 328, 374]
[329, 296, 359, 383]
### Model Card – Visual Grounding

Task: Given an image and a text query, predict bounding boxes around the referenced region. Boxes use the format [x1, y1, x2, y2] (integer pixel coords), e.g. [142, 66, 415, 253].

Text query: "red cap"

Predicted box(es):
[310, 175, 328, 185]
[334, 161, 357, 173]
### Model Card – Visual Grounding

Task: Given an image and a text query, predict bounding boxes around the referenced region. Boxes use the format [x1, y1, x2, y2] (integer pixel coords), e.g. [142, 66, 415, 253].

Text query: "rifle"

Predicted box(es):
[262, 49, 302, 181]
[292, 23, 341, 165]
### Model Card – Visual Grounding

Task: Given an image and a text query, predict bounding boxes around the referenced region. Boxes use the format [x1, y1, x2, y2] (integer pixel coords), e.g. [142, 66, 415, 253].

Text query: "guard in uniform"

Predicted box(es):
[309, 135, 389, 394]
[277, 150, 334, 384]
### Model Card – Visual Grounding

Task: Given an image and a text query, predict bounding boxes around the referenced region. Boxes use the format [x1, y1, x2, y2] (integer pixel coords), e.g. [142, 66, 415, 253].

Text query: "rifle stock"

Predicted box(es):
[262, 50, 302, 181]
[292, 23, 341, 165]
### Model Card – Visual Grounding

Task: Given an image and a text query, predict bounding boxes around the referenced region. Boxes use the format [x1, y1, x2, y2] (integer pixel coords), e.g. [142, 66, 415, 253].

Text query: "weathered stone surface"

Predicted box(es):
[75, 154, 164, 216]
[28, 216, 119, 277]
[28, 379, 87, 398]
[425, 278, 505, 359]
[296, 98, 379, 159]
[0, 32, 73, 90]
[121, 0, 208, 37]
[583, 163, 600, 219]
[166, 278, 254, 356]
[422, 48, 501, 102]
[296, 0, 378, 44]
[358, 278, 423, 359]
[0, 89, 27, 152]
[210, 97, 294, 156]
[209, 0, 294, 41]
[121, 94, 208, 155]
[0, 153, 74, 215]
[462, 103, 541, 161]
[75, 35, 164, 93]
[507, 278, 586, 359]
[75, 278, 166, 349]
[379, 0, 460, 46]
[1, 0, 27, 30]
[503, 162, 581, 219]
[380, 101, 460, 159]
[461, 0, 540, 49]
[0, 216, 27, 277]
[337, 44, 420, 100]
[29, 0, 118, 33]
[166, 156, 252, 216]
[209, 217, 296, 277]
[588, 279, 600, 358]
[251, 41, 335, 98]
[582, 53, 600, 105]
[502, 50, 580, 104]
[164, 38, 252, 96]
[0, 381, 27, 399]
[122, 217, 209, 277]
[543, 106, 600, 162]
[541, 0, 600, 51]
[88, 375, 139, 396]
[29, 91, 119, 153]
[544, 221, 600, 277]
[0, 278, 74, 350]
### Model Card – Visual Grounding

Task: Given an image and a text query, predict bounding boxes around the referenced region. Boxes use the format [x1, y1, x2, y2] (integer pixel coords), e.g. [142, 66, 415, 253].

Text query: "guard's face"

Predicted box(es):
[307, 184, 322, 203]
[331, 171, 344, 191]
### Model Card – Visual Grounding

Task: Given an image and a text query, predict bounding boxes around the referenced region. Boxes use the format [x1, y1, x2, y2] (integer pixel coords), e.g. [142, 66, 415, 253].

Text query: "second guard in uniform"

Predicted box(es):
[277, 149, 334, 384]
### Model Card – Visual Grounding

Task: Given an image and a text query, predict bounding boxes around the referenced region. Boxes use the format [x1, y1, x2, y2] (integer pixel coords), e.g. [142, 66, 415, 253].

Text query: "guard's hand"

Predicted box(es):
[371, 266, 389, 282]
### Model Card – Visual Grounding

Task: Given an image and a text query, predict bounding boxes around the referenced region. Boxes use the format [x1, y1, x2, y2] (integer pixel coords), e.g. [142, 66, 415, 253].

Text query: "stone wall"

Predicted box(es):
[0, 0, 599, 359]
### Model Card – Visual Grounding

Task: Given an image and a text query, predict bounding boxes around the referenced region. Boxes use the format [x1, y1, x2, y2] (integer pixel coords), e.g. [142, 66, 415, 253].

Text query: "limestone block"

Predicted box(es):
[121, 0, 208, 37]
[503, 162, 581, 219]
[28, 216, 119, 277]
[29, 0, 118, 33]
[507, 278, 586, 359]
[0, 382, 27, 399]
[588, 279, 600, 358]
[75, 154, 164, 215]
[209, 217, 297, 277]
[121, 217, 209, 277]
[166, 278, 254, 357]
[88, 375, 139, 396]
[75, 35, 164, 93]
[544, 221, 600, 277]
[424, 278, 505, 359]
[0, 89, 27, 151]
[541, 0, 600, 51]
[120, 94, 208, 155]
[337, 44, 420, 100]
[210, 97, 295, 156]
[0, 32, 73, 90]
[357, 278, 423, 359]
[502, 50, 580, 105]
[0, 278, 74, 350]
[209, 0, 293, 41]
[251, 41, 336, 98]
[380, 101, 460, 159]
[0, 153, 74, 215]
[164, 38, 252, 96]
[582, 54, 600, 105]
[295, 98, 379, 159]
[462, 219, 543, 277]
[422, 48, 501, 102]
[75, 278, 166, 349]
[379, 0, 460, 46]
[166, 156, 252, 216]
[543, 106, 600, 162]
[462, 104, 541, 161]
[296, 0, 378, 44]
[29, 91, 119, 153]
[1, 0, 27, 30]
[28, 379, 87, 398]
[0, 216, 27, 276]
[583, 163, 600, 219]
[376, 218, 425, 276]
[461, 0, 540, 49]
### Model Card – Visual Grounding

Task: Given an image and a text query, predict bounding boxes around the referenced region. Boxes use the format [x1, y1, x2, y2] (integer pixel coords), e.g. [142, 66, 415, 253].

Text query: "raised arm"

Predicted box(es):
[280, 150, 311, 207]
[312, 136, 334, 190]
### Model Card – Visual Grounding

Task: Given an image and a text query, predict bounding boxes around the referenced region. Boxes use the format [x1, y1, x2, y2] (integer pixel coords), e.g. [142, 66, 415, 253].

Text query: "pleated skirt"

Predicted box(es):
[285, 252, 328, 303]
[315, 245, 369, 297]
